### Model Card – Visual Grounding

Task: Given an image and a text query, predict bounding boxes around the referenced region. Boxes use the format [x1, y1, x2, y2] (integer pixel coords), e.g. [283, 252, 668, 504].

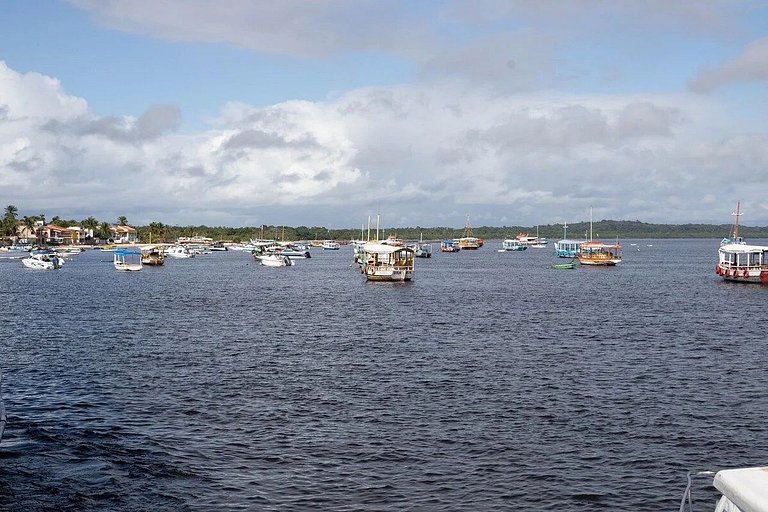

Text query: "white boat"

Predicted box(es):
[165, 245, 194, 258]
[258, 254, 294, 267]
[716, 203, 768, 283]
[681, 466, 768, 512]
[360, 243, 415, 281]
[499, 239, 527, 252]
[22, 251, 64, 270]
[554, 223, 585, 258]
[113, 249, 143, 271]
[322, 240, 341, 250]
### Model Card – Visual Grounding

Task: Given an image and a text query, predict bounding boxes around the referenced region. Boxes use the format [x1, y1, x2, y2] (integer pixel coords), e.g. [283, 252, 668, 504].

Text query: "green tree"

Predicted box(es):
[117, 216, 128, 226]
[2, 205, 19, 238]
[99, 222, 112, 240]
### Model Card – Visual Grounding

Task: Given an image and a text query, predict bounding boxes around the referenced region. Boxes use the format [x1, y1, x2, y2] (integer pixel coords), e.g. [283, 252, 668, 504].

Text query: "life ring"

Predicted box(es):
[743, 269, 749, 278]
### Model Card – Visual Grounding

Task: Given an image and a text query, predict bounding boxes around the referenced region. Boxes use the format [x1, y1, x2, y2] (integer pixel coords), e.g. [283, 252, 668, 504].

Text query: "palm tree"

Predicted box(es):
[2, 205, 19, 239]
[100, 222, 113, 241]
[80, 216, 99, 241]
[117, 216, 128, 226]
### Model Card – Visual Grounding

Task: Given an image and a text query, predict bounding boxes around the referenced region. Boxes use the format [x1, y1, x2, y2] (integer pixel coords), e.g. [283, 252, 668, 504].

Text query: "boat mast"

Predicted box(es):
[563, 222, 568, 239]
[733, 201, 742, 239]
[589, 207, 593, 241]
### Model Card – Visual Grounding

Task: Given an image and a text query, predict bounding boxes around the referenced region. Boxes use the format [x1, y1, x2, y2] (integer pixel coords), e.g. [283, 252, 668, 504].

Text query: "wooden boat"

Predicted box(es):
[113, 249, 143, 271]
[576, 208, 622, 266]
[716, 202, 768, 283]
[458, 216, 480, 249]
[551, 261, 575, 269]
[360, 243, 414, 281]
[141, 246, 165, 266]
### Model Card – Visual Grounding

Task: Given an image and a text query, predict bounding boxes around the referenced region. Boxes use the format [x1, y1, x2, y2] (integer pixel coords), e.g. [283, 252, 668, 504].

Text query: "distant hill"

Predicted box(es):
[133, 220, 768, 243]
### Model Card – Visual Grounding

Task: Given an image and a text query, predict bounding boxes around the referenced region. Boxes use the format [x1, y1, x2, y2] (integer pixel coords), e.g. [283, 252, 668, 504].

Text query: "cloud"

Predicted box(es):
[2, 59, 768, 226]
[689, 37, 768, 92]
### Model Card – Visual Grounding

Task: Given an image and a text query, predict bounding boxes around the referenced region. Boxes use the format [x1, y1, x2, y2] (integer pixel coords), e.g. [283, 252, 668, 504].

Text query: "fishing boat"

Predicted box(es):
[409, 234, 432, 258]
[499, 239, 527, 252]
[22, 250, 64, 270]
[440, 240, 460, 252]
[458, 216, 480, 249]
[554, 222, 585, 258]
[360, 243, 415, 281]
[716, 202, 768, 283]
[551, 261, 576, 269]
[576, 208, 622, 266]
[680, 466, 768, 512]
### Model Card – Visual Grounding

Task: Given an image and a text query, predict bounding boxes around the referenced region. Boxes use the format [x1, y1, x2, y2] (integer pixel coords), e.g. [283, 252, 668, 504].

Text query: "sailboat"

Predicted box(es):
[458, 215, 480, 249]
[531, 225, 547, 248]
[576, 207, 622, 266]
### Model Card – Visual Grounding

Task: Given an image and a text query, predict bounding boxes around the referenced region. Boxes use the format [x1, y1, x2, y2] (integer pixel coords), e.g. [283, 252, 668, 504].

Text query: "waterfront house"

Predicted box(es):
[111, 225, 138, 244]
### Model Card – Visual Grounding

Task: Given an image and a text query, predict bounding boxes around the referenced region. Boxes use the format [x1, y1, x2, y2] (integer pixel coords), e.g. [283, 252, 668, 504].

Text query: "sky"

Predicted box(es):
[2, 0, 768, 228]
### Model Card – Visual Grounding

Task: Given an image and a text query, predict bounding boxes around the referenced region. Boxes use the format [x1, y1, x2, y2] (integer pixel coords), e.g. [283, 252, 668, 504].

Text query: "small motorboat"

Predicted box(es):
[22, 251, 64, 270]
[258, 254, 294, 267]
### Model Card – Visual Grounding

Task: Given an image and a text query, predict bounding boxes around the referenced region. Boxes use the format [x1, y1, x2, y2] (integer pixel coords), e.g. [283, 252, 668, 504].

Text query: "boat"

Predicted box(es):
[360, 243, 415, 281]
[499, 239, 528, 252]
[165, 245, 195, 258]
[716, 202, 768, 283]
[554, 222, 586, 258]
[458, 216, 480, 249]
[409, 234, 432, 258]
[680, 466, 768, 512]
[440, 240, 460, 252]
[258, 254, 294, 267]
[210, 241, 228, 251]
[141, 246, 165, 266]
[515, 229, 547, 248]
[113, 249, 143, 271]
[576, 208, 622, 266]
[551, 261, 576, 269]
[22, 250, 64, 270]
[322, 240, 341, 250]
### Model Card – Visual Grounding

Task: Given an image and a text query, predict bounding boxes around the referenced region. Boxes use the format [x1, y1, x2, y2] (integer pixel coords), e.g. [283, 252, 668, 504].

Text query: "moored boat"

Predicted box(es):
[554, 222, 585, 258]
[322, 240, 341, 250]
[576, 208, 622, 266]
[141, 246, 165, 266]
[716, 202, 768, 283]
[458, 216, 480, 249]
[360, 243, 415, 281]
[22, 250, 64, 270]
[440, 240, 460, 252]
[165, 245, 194, 258]
[499, 239, 527, 252]
[258, 254, 294, 267]
[113, 249, 143, 271]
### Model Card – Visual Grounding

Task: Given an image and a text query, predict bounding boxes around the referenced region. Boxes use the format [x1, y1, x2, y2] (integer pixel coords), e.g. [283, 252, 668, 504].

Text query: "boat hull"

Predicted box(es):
[364, 268, 413, 281]
[716, 265, 768, 284]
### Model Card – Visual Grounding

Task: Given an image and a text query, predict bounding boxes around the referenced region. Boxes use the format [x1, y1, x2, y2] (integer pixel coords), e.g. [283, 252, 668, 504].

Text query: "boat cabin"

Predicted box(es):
[361, 243, 415, 281]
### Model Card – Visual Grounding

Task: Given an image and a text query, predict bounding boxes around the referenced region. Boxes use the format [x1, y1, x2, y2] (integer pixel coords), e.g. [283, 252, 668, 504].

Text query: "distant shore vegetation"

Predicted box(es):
[4, 205, 768, 244]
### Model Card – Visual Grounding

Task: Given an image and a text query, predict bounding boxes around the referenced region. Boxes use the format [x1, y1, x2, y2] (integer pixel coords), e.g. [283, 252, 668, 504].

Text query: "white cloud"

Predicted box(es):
[2, 60, 768, 226]
[689, 37, 768, 92]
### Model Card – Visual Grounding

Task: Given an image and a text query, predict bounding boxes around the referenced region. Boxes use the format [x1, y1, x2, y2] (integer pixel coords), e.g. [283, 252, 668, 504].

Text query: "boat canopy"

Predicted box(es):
[720, 243, 768, 253]
[114, 249, 142, 255]
[714, 467, 768, 512]
[363, 243, 415, 255]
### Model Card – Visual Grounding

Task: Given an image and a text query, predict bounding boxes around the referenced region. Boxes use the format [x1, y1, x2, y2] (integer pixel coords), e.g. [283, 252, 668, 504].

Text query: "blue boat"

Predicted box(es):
[554, 222, 585, 258]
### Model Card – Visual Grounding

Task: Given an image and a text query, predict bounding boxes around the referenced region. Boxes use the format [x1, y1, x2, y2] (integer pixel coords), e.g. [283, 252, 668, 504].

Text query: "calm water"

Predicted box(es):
[1, 240, 767, 511]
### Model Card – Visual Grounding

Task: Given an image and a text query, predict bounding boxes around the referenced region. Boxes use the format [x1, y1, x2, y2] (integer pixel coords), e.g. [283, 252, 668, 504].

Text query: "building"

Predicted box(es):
[111, 225, 138, 244]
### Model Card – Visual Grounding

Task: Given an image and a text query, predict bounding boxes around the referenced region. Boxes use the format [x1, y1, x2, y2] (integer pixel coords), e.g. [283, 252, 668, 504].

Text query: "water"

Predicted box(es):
[1, 241, 767, 511]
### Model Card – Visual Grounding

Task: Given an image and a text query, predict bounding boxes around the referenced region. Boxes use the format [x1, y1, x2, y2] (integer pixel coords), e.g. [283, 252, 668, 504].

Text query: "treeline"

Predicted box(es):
[135, 219, 768, 243]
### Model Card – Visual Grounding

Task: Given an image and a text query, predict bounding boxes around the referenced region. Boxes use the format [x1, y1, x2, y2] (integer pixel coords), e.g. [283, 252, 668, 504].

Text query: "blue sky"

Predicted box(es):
[2, 0, 768, 228]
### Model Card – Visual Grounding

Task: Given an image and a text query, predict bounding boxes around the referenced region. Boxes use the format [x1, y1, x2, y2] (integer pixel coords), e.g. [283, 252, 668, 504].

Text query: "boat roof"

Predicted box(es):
[581, 241, 622, 248]
[720, 243, 768, 253]
[364, 243, 415, 254]
[714, 467, 768, 512]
